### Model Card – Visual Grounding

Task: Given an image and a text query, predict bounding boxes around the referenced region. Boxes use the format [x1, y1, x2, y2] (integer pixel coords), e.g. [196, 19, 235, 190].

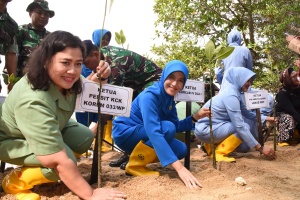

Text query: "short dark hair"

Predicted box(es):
[82, 40, 99, 56]
[26, 31, 85, 94]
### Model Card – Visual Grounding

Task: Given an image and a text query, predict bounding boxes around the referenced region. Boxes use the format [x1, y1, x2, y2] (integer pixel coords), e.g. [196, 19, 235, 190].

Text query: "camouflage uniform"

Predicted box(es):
[102, 46, 162, 99]
[16, 23, 50, 77]
[0, 8, 18, 91]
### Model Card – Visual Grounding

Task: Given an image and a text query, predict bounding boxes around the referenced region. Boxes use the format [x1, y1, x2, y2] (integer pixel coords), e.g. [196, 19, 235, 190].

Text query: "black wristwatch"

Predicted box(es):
[191, 115, 197, 123]
[257, 146, 263, 154]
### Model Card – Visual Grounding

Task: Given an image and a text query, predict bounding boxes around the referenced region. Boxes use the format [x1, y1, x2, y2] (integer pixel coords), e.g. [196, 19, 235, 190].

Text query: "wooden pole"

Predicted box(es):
[184, 101, 192, 169]
[256, 109, 264, 146]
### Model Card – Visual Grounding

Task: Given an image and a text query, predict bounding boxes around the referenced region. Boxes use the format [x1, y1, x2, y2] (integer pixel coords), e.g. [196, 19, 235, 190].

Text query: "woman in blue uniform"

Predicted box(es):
[195, 67, 276, 162]
[112, 60, 211, 189]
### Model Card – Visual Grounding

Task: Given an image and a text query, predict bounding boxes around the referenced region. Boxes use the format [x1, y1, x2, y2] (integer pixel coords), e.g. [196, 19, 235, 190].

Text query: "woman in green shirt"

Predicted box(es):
[0, 31, 126, 200]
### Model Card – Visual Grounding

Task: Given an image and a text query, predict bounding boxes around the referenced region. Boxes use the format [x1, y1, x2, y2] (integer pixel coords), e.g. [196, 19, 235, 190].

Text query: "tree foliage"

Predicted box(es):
[151, 0, 300, 90]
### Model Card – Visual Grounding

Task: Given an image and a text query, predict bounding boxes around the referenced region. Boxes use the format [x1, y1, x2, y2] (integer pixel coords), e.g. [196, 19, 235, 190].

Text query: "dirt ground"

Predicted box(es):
[1, 137, 300, 200]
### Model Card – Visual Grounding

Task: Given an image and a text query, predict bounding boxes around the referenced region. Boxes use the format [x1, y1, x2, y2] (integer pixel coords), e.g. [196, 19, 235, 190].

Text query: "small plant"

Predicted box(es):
[204, 39, 234, 168]
[2, 73, 20, 85]
[115, 30, 129, 49]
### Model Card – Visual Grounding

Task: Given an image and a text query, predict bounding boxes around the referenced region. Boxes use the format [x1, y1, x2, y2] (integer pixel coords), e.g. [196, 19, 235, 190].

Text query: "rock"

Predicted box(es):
[235, 176, 247, 186]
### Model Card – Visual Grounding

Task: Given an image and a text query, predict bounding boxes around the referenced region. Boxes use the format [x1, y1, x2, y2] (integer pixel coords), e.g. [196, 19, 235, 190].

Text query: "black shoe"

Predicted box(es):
[200, 142, 207, 154]
[120, 161, 128, 170]
[109, 154, 129, 167]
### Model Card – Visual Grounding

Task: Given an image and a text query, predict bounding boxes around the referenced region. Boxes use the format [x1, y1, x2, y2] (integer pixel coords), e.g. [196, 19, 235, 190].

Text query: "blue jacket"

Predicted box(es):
[113, 60, 195, 167]
[195, 67, 258, 148]
[216, 29, 253, 84]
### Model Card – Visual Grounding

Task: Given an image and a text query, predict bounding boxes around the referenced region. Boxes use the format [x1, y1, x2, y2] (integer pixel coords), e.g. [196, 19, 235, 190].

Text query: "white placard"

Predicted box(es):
[244, 90, 269, 110]
[76, 79, 133, 117]
[175, 79, 205, 103]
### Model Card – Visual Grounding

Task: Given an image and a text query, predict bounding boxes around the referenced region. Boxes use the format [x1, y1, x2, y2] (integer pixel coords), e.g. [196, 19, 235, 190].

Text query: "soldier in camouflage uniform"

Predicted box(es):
[102, 45, 163, 99]
[83, 41, 162, 99]
[16, 0, 54, 77]
[82, 41, 162, 168]
[0, 0, 18, 93]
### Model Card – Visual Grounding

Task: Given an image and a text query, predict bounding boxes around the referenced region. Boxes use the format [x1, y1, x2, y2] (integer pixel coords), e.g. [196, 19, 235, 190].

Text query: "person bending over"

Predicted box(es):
[82, 41, 162, 169]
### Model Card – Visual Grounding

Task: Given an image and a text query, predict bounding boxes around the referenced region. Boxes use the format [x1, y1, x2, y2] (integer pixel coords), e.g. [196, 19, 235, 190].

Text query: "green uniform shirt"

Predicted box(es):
[0, 76, 77, 160]
[0, 8, 18, 55]
[16, 23, 50, 77]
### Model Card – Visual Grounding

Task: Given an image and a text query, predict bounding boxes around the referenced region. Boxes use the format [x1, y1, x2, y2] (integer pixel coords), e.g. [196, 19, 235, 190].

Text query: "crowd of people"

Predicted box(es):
[1, 0, 300, 200]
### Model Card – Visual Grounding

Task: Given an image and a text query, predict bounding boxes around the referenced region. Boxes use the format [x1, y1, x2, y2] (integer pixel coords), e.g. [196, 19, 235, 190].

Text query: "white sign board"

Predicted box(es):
[244, 90, 269, 110]
[175, 79, 205, 103]
[0, 95, 6, 103]
[76, 79, 133, 117]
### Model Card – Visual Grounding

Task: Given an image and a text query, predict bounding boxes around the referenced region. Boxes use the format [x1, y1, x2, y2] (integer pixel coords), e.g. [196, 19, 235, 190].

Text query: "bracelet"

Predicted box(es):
[191, 115, 197, 123]
[257, 146, 263, 154]
[94, 72, 108, 81]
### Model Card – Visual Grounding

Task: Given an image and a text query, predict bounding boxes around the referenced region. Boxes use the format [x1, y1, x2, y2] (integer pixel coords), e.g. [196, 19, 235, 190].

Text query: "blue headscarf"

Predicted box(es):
[227, 29, 242, 46]
[92, 29, 111, 47]
[145, 60, 189, 115]
[221, 67, 255, 93]
[161, 60, 189, 86]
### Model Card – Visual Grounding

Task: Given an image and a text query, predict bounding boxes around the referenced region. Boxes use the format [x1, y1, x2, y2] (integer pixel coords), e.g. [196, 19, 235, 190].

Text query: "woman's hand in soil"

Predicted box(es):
[90, 188, 127, 200]
[262, 146, 276, 159]
[172, 160, 202, 189]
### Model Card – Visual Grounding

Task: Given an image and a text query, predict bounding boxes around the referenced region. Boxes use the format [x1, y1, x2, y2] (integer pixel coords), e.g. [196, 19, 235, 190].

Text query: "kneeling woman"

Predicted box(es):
[194, 67, 276, 162]
[112, 60, 210, 189]
[0, 31, 125, 200]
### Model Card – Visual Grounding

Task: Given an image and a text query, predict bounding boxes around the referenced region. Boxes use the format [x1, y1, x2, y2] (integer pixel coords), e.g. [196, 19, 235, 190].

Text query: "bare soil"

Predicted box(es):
[1, 137, 300, 200]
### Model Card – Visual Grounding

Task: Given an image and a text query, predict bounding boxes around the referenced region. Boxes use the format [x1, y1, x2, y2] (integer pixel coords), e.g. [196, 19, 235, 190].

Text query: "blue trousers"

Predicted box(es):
[115, 121, 187, 164]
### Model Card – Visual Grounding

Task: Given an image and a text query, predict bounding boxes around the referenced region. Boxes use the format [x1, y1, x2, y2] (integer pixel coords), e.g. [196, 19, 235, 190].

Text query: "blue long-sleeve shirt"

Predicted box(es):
[216, 29, 253, 84]
[113, 60, 194, 167]
[195, 67, 258, 148]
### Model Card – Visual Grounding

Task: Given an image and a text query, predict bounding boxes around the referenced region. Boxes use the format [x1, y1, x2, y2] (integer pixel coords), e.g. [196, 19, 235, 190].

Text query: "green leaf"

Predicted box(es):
[115, 32, 121, 44]
[9, 74, 20, 84]
[215, 47, 234, 60]
[214, 44, 223, 54]
[118, 30, 126, 44]
[115, 30, 127, 45]
[115, 32, 120, 39]
[120, 35, 126, 44]
[205, 40, 215, 60]
[2, 73, 8, 85]
[120, 29, 124, 37]
[1, 73, 20, 85]
[115, 37, 121, 45]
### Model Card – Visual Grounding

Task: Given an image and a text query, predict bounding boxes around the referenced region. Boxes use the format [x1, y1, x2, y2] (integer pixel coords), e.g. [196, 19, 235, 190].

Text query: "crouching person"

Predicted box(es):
[194, 67, 276, 162]
[0, 31, 126, 200]
[112, 60, 211, 189]
[276, 67, 300, 146]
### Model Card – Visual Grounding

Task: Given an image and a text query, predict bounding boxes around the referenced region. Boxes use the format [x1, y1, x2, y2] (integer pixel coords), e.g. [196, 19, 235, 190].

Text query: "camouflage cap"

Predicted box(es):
[26, 0, 55, 18]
